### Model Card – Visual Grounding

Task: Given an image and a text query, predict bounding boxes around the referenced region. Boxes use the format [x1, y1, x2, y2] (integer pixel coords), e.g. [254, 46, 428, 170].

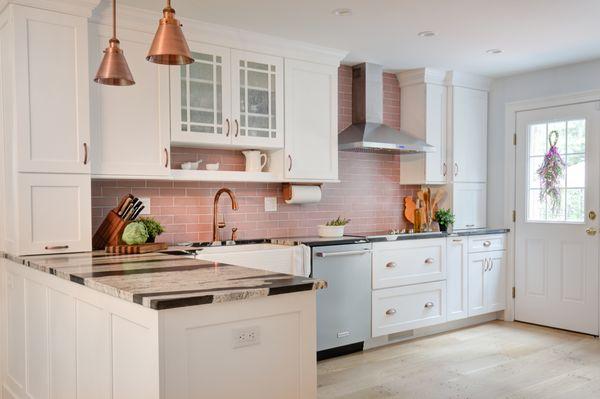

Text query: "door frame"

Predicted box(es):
[503, 89, 600, 322]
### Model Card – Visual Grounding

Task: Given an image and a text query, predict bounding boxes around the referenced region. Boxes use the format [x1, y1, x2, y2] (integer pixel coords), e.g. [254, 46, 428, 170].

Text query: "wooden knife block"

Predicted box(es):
[92, 210, 129, 250]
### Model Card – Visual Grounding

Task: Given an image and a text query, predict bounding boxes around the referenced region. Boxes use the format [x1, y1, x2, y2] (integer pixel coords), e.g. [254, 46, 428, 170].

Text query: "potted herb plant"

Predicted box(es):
[318, 216, 351, 238]
[434, 208, 455, 232]
[138, 217, 165, 243]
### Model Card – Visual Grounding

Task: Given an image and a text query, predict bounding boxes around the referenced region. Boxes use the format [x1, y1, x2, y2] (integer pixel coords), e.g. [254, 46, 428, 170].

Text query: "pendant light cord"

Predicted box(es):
[112, 0, 116, 40]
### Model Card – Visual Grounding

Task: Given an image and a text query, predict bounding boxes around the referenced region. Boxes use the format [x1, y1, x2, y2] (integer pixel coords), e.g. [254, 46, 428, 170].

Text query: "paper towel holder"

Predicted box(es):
[282, 183, 322, 202]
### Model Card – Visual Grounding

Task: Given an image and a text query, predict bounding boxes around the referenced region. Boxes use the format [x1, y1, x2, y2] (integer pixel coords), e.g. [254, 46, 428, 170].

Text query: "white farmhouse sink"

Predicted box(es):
[196, 243, 289, 254]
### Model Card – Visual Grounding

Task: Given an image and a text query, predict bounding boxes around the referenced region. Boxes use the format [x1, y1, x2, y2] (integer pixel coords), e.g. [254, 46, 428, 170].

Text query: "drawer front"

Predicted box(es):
[468, 234, 506, 253]
[372, 239, 446, 289]
[372, 281, 446, 337]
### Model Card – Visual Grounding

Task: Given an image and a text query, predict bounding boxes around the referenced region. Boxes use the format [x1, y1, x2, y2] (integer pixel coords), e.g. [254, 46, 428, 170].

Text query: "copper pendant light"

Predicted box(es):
[94, 0, 135, 86]
[146, 0, 194, 65]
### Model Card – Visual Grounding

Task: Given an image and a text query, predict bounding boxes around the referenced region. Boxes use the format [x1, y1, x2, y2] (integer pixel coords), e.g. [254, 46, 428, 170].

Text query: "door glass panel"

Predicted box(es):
[179, 51, 224, 136]
[527, 119, 586, 223]
[238, 58, 278, 140]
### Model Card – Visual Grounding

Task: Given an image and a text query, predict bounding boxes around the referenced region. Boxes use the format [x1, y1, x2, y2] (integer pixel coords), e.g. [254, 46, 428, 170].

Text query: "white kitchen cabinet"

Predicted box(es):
[284, 59, 338, 181]
[446, 236, 468, 321]
[397, 69, 448, 185]
[18, 173, 91, 255]
[449, 86, 488, 183]
[13, 6, 90, 174]
[468, 250, 506, 317]
[453, 182, 486, 230]
[89, 24, 171, 177]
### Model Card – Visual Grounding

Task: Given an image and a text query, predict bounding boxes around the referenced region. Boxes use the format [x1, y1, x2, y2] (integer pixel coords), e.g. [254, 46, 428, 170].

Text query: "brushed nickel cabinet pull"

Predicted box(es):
[386, 308, 397, 316]
[424, 257, 435, 264]
[45, 245, 69, 250]
[288, 154, 293, 172]
[386, 261, 397, 268]
[483, 240, 492, 247]
[164, 148, 169, 168]
[225, 118, 230, 136]
[424, 302, 434, 309]
[454, 162, 459, 177]
[443, 162, 447, 176]
[452, 239, 463, 243]
[83, 142, 88, 165]
[234, 119, 239, 137]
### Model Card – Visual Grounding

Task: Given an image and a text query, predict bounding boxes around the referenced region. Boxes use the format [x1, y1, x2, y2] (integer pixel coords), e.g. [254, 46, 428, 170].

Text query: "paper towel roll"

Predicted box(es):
[284, 185, 322, 204]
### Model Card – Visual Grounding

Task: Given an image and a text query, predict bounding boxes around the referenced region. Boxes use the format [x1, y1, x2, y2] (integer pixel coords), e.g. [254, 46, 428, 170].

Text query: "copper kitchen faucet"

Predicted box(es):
[212, 188, 239, 242]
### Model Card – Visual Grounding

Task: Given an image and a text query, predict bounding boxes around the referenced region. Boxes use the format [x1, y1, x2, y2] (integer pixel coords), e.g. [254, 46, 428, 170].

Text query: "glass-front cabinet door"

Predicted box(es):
[231, 50, 284, 149]
[170, 43, 231, 146]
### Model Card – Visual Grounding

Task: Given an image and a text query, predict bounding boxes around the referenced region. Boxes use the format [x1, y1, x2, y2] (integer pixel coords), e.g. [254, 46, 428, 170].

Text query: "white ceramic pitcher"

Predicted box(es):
[242, 150, 268, 172]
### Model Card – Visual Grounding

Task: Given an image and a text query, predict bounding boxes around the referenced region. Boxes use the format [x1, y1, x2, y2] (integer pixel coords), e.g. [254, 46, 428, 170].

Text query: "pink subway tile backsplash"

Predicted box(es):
[92, 66, 419, 244]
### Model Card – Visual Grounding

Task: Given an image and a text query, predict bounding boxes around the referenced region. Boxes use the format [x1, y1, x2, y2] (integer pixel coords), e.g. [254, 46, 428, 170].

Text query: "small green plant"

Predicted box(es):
[434, 208, 455, 231]
[138, 217, 165, 242]
[325, 216, 351, 226]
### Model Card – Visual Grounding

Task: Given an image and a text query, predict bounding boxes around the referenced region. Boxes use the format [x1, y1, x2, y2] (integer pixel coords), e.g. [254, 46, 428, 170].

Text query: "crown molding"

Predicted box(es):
[0, 0, 101, 17]
[445, 71, 491, 91]
[396, 68, 447, 87]
[90, 2, 348, 66]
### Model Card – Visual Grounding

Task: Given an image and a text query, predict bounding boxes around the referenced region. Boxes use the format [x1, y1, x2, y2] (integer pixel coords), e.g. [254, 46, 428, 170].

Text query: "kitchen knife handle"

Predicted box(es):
[164, 148, 169, 168]
[83, 142, 88, 165]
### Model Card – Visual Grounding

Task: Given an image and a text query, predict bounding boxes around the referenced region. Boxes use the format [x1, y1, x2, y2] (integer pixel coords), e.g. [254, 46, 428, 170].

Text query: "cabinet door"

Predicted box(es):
[451, 87, 487, 183]
[284, 59, 338, 181]
[453, 182, 486, 230]
[446, 236, 468, 321]
[231, 50, 284, 149]
[425, 83, 448, 183]
[484, 250, 506, 312]
[90, 25, 170, 177]
[467, 252, 486, 316]
[14, 7, 90, 174]
[18, 173, 91, 255]
[170, 43, 232, 147]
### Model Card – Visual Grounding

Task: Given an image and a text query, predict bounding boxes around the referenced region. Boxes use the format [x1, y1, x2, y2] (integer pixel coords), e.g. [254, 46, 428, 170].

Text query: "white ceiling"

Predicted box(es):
[121, 0, 600, 77]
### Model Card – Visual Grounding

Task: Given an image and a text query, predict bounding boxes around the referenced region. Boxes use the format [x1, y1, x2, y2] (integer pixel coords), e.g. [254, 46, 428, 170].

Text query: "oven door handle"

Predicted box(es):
[315, 249, 372, 258]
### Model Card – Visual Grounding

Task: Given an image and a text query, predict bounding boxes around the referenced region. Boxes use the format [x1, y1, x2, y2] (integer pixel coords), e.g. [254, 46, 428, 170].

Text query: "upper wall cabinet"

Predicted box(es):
[13, 6, 90, 174]
[284, 59, 338, 181]
[89, 24, 171, 177]
[171, 44, 284, 150]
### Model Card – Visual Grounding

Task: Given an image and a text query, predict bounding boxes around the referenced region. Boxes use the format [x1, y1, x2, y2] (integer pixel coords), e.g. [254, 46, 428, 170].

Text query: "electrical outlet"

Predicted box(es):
[264, 197, 277, 212]
[137, 197, 151, 215]
[232, 326, 260, 348]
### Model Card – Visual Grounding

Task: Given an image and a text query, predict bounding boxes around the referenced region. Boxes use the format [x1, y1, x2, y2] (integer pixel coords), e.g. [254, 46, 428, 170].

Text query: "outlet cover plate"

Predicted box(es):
[232, 326, 261, 348]
[137, 197, 151, 215]
[264, 197, 277, 212]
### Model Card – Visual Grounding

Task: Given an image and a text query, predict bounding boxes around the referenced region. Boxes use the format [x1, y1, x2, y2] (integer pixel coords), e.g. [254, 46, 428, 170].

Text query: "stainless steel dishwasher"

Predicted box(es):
[312, 242, 372, 360]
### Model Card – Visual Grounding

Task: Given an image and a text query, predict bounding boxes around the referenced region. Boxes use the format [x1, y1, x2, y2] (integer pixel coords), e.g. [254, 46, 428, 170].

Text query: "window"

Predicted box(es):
[527, 119, 585, 223]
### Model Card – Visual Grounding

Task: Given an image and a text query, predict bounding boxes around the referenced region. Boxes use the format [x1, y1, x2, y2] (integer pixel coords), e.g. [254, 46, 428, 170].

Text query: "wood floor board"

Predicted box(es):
[317, 320, 600, 399]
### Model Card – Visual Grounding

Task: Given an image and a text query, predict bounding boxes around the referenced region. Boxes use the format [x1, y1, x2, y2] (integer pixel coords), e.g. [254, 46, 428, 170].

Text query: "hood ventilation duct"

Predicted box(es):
[338, 63, 435, 154]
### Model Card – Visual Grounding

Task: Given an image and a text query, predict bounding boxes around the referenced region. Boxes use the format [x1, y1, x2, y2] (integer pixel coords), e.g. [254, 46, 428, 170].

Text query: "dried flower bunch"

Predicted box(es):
[537, 130, 565, 212]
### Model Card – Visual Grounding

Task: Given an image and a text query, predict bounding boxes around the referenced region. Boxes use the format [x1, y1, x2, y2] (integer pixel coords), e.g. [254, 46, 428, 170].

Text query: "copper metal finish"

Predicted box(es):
[212, 188, 239, 242]
[147, 0, 194, 65]
[94, 0, 135, 86]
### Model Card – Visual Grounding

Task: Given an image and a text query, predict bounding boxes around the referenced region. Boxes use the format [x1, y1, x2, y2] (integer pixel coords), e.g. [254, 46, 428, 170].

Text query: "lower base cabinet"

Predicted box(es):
[446, 236, 469, 321]
[468, 250, 506, 317]
[372, 281, 446, 338]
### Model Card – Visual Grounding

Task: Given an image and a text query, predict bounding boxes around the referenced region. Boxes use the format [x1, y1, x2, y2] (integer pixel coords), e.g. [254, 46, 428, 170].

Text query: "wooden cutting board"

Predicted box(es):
[105, 242, 168, 254]
[404, 196, 416, 224]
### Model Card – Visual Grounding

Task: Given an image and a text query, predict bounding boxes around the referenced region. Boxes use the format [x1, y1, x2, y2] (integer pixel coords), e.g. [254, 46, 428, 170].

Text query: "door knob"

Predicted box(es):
[586, 227, 597, 236]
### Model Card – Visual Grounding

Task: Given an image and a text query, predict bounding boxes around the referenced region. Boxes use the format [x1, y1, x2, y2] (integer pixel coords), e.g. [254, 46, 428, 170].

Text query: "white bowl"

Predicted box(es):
[181, 161, 202, 170]
[206, 163, 220, 171]
[317, 225, 345, 238]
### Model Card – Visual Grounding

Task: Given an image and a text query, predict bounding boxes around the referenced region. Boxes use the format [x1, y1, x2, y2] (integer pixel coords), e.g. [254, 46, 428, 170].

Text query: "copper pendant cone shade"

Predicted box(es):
[146, 5, 194, 65]
[94, 39, 135, 86]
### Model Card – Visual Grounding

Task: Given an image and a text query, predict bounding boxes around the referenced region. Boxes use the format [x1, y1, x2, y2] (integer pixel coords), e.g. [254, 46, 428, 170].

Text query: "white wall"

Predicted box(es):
[488, 58, 600, 227]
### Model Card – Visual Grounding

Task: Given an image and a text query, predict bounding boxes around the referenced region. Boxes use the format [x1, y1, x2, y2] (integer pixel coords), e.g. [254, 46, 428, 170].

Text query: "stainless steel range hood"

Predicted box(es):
[338, 63, 435, 154]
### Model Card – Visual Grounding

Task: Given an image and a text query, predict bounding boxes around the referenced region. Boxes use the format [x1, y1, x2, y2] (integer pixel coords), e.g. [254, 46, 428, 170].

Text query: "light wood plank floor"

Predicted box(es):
[317, 321, 600, 399]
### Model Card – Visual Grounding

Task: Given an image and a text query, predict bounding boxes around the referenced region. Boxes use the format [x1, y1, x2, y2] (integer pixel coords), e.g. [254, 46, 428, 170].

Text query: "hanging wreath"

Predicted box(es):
[536, 130, 565, 212]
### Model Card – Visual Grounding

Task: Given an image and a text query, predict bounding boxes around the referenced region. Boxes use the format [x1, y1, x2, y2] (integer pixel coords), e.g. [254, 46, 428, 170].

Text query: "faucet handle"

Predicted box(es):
[217, 221, 226, 229]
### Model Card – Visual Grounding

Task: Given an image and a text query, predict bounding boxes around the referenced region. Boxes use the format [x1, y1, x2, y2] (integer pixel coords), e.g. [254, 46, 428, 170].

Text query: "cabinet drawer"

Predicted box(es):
[372, 281, 446, 337]
[372, 239, 446, 289]
[468, 234, 506, 253]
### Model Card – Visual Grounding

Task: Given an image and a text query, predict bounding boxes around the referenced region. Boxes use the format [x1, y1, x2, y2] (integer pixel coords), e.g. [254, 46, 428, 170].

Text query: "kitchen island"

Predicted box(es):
[0, 251, 325, 399]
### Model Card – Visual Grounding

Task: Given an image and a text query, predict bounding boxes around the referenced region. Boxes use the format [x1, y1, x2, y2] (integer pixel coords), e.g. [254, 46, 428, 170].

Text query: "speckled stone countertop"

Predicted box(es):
[1, 251, 326, 310]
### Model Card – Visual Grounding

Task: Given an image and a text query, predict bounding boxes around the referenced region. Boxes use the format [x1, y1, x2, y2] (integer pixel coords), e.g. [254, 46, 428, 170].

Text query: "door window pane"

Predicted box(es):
[527, 119, 586, 223]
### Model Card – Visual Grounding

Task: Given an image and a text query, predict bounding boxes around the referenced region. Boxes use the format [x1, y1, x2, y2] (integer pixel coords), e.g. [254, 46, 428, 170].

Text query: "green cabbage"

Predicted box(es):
[122, 222, 149, 245]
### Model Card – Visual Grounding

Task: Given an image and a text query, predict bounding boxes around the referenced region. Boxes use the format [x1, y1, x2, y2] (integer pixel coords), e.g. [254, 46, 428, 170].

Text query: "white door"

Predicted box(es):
[90, 25, 171, 177]
[170, 42, 232, 147]
[446, 236, 468, 321]
[284, 59, 338, 181]
[515, 102, 600, 335]
[231, 50, 284, 149]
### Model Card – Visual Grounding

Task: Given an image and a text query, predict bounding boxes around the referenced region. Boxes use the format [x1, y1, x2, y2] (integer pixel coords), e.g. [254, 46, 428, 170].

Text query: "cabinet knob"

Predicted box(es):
[386, 308, 397, 316]
[424, 302, 434, 309]
[385, 261, 397, 268]
[424, 257, 435, 264]
[483, 240, 492, 247]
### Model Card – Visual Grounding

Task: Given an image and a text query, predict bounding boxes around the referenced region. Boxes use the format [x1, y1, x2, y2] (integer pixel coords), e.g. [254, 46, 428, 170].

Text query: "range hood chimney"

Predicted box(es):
[338, 63, 435, 153]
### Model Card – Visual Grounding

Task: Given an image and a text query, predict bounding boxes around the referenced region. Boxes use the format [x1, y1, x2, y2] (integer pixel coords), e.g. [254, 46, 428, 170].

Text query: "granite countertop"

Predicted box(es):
[1, 251, 326, 310]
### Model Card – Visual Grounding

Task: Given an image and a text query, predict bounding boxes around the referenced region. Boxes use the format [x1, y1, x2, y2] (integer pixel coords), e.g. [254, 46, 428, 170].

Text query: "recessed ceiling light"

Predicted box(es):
[417, 31, 436, 37]
[332, 8, 353, 16]
[486, 48, 504, 54]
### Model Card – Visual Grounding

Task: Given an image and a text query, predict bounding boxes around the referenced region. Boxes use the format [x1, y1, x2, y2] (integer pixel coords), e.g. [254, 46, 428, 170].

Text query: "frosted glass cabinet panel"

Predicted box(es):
[171, 43, 232, 146]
